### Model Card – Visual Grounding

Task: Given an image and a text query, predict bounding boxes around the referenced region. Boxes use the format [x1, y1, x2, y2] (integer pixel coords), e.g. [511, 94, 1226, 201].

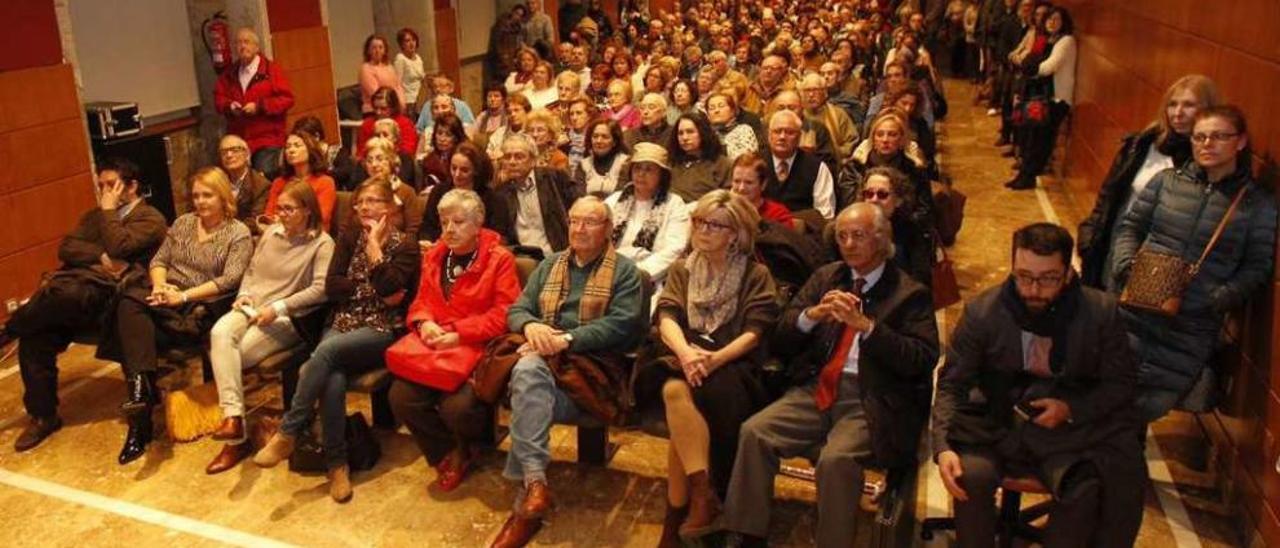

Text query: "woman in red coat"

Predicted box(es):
[388, 188, 521, 491]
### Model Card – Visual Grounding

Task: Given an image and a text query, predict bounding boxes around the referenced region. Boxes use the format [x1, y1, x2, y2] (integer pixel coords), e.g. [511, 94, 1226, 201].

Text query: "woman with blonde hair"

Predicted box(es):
[606, 79, 641, 130]
[99, 167, 254, 464]
[1077, 74, 1224, 288]
[634, 189, 779, 544]
[524, 108, 569, 171]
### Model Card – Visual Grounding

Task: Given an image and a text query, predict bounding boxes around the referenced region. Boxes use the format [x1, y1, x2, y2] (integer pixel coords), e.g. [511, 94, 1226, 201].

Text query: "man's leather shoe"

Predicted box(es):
[211, 416, 245, 441]
[205, 442, 253, 474]
[490, 514, 544, 548]
[519, 480, 553, 517]
[118, 413, 153, 465]
[14, 415, 62, 452]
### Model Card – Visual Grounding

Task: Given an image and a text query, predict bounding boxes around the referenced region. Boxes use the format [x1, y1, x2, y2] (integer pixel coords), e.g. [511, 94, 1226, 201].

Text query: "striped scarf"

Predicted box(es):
[538, 246, 618, 326]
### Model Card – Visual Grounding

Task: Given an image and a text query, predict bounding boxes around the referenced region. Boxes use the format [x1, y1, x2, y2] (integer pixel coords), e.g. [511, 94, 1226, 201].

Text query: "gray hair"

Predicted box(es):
[768, 109, 803, 129]
[501, 131, 538, 156]
[837, 202, 896, 259]
[437, 188, 486, 225]
[373, 118, 400, 142]
[641, 92, 669, 111]
[570, 195, 613, 227]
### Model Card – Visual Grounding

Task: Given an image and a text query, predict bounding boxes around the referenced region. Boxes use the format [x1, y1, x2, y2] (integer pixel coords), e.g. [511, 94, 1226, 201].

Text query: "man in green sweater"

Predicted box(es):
[492, 196, 645, 548]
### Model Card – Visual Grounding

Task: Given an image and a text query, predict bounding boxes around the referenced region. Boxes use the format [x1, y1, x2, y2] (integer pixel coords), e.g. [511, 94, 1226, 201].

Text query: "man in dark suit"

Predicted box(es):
[721, 203, 940, 546]
[763, 110, 836, 222]
[932, 222, 1146, 547]
[4, 157, 168, 452]
[486, 132, 579, 260]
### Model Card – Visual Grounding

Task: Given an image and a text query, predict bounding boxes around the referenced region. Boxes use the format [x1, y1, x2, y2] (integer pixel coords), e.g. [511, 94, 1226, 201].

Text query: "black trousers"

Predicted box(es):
[107, 293, 228, 376]
[9, 278, 111, 418]
[1015, 101, 1071, 182]
[388, 379, 493, 466]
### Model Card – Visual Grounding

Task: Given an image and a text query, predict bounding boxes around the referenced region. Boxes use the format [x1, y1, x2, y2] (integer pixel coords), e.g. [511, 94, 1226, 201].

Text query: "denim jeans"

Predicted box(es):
[503, 353, 581, 484]
[280, 327, 392, 468]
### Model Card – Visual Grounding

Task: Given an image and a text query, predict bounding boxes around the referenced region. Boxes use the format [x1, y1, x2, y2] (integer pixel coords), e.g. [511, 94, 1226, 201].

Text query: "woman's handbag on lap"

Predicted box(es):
[385, 333, 482, 392]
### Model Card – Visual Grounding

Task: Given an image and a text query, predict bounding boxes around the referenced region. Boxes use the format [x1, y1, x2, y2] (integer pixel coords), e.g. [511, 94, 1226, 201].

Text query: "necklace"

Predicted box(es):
[445, 249, 475, 284]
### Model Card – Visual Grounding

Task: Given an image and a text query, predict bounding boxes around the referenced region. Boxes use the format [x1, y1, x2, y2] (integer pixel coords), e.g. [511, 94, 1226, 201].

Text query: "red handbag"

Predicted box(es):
[385, 333, 483, 392]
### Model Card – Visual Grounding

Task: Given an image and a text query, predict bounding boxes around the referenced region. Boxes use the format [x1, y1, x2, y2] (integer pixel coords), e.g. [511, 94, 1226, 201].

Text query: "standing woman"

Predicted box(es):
[635, 190, 778, 543]
[359, 35, 406, 114]
[668, 113, 733, 203]
[393, 28, 426, 119]
[1111, 106, 1277, 423]
[99, 167, 253, 464]
[205, 183, 334, 474]
[390, 189, 521, 491]
[419, 142, 494, 243]
[1078, 75, 1222, 289]
[574, 118, 631, 197]
[254, 180, 422, 503]
[264, 130, 338, 231]
[1004, 6, 1077, 190]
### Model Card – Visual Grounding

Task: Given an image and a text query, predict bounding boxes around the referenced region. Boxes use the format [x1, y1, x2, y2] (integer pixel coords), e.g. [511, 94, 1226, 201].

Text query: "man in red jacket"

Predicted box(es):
[214, 28, 294, 180]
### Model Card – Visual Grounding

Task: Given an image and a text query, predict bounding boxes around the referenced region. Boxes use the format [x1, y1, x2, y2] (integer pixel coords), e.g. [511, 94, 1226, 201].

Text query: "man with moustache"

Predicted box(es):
[931, 222, 1146, 547]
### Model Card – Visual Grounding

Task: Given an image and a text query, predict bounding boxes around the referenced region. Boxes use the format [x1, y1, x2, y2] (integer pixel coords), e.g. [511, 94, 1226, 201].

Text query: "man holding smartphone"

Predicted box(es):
[931, 223, 1146, 547]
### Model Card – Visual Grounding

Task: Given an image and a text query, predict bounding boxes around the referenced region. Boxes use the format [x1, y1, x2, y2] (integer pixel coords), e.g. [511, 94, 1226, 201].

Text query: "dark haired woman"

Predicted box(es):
[667, 113, 733, 203]
[421, 113, 469, 188]
[359, 34, 405, 113]
[1077, 75, 1223, 289]
[264, 130, 338, 230]
[1112, 106, 1277, 423]
[604, 142, 691, 288]
[1005, 6, 1076, 190]
[574, 118, 632, 197]
[419, 142, 494, 243]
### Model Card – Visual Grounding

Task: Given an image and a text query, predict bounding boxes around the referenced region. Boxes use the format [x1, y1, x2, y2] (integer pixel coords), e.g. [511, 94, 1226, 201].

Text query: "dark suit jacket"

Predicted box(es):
[773, 261, 940, 466]
[931, 282, 1139, 458]
[486, 167, 579, 253]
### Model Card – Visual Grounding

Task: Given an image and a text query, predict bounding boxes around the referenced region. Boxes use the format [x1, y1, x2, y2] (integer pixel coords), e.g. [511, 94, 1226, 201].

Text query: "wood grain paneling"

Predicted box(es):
[1060, 1, 1280, 544]
[271, 27, 332, 72]
[0, 173, 94, 258]
[288, 65, 338, 113]
[0, 65, 80, 133]
[0, 1, 62, 72]
[434, 7, 461, 88]
[270, 25, 338, 148]
[0, 118, 93, 195]
[266, 0, 323, 33]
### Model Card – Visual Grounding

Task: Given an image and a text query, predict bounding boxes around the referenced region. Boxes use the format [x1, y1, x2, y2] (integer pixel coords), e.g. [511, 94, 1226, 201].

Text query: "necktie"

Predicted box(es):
[776, 159, 790, 182]
[1026, 335, 1053, 378]
[815, 278, 866, 411]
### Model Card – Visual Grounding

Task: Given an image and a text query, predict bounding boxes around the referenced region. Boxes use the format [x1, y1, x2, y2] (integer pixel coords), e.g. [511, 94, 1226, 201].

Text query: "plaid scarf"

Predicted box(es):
[538, 246, 618, 326]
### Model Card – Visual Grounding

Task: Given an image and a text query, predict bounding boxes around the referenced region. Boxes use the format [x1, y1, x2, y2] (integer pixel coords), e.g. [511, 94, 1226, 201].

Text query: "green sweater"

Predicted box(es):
[508, 250, 645, 354]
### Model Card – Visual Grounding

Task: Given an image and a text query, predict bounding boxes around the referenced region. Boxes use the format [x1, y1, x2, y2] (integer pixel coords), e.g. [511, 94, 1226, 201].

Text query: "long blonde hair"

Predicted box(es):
[1151, 74, 1223, 147]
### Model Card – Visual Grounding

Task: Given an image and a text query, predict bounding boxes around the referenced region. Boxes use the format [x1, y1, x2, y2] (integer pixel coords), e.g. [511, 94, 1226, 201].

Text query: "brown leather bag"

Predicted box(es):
[470, 333, 528, 404]
[1120, 186, 1247, 316]
[932, 245, 962, 310]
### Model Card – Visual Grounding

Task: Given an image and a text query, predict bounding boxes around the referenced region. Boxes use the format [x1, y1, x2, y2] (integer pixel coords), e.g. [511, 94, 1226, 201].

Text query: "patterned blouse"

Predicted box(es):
[329, 229, 407, 334]
[150, 213, 253, 293]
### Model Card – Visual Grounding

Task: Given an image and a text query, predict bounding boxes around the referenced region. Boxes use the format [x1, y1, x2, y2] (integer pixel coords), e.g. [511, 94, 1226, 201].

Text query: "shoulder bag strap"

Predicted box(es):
[1190, 185, 1249, 275]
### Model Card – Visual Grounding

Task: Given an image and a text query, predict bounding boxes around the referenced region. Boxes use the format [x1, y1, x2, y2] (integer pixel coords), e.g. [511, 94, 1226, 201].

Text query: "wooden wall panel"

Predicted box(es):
[1059, 1, 1280, 544]
[0, 1, 62, 72]
[0, 173, 94, 258]
[266, 0, 323, 33]
[270, 24, 339, 148]
[0, 65, 79, 133]
[288, 65, 337, 113]
[434, 6, 461, 88]
[271, 27, 331, 72]
[0, 119, 92, 195]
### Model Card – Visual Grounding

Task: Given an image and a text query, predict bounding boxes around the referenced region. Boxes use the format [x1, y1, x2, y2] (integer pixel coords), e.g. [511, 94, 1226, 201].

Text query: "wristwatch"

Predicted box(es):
[561, 333, 575, 343]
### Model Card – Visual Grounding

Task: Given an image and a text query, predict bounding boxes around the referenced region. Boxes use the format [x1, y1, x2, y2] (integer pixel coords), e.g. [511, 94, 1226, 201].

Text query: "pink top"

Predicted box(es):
[359, 62, 406, 113]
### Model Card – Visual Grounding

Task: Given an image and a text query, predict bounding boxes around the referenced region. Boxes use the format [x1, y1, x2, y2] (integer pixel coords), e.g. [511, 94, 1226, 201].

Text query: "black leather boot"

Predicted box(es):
[118, 410, 153, 465]
[120, 372, 157, 416]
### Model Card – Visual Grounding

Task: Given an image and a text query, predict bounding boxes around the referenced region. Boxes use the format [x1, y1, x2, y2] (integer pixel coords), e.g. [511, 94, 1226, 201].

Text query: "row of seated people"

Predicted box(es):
[7, 152, 1143, 548]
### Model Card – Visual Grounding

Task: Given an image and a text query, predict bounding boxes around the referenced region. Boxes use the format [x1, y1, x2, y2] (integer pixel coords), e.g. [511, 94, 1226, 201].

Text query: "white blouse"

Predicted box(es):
[603, 191, 690, 282]
[394, 53, 426, 105]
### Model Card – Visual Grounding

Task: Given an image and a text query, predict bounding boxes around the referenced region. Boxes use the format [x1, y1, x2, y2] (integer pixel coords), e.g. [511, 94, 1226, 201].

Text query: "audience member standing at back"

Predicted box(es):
[215, 28, 294, 181]
[359, 34, 406, 115]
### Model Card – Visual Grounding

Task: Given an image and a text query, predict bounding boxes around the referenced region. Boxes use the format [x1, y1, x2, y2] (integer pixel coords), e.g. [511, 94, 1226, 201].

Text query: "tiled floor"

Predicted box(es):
[0, 80, 1246, 546]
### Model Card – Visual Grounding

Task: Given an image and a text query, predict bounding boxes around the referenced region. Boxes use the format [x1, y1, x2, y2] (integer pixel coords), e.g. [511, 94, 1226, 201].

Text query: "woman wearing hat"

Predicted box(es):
[603, 142, 691, 292]
[634, 190, 779, 544]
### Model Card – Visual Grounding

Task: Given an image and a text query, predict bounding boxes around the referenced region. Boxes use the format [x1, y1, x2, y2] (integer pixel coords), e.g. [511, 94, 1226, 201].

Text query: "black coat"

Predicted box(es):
[1077, 128, 1162, 288]
[772, 262, 940, 467]
[485, 168, 580, 253]
[932, 282, 1139, 457]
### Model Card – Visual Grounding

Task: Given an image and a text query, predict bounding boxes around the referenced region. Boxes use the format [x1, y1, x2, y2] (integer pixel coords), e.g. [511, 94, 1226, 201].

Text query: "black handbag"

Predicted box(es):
[286, 412, 382, 472]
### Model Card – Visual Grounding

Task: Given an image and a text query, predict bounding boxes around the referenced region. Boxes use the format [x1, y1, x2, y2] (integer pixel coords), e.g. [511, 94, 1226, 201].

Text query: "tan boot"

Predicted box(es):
[679, 470, 722, 539]
[328, 464, 353, 503]
[251, 432, 295, 467]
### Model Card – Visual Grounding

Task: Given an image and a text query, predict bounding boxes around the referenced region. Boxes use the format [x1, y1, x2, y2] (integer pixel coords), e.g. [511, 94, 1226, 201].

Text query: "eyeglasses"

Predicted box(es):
[861, 189, 893, 200]
[219, 146, 248, 155]
[692, 218, 734, 233]
[568, 216, 607, 228]
[1190, 132, 1240, 145]
[276, 205, 300, 215]
[1013, 271, 1065, 288]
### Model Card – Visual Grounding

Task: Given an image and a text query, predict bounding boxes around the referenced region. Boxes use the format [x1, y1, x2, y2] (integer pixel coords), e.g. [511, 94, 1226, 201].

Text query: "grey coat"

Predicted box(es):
[1111, 163, 1277, 392]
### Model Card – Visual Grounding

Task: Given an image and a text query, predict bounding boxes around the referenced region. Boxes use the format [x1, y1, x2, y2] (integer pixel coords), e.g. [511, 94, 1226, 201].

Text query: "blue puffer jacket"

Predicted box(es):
[1111, 162, 1277, 392]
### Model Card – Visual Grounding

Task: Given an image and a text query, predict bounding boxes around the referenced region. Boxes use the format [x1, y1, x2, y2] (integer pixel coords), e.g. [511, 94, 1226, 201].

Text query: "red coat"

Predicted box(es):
[214, 55, 295, 152]
[356, 114, 418, 158]
[406, 228, 521, 357]
[758, 198, 795, 226]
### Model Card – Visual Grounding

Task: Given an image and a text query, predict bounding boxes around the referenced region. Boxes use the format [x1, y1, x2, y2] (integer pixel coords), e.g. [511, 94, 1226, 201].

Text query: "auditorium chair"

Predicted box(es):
[919, 475, 1053, 547]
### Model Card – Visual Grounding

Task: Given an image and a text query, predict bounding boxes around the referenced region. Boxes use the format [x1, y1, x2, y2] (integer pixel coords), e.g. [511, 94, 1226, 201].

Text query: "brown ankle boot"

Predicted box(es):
[678, 471, 722, 539]
[659, 503, 689, 548]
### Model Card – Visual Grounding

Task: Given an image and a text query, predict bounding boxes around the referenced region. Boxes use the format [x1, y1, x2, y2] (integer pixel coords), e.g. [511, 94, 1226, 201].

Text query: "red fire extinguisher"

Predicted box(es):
[202, 11, 232, 73]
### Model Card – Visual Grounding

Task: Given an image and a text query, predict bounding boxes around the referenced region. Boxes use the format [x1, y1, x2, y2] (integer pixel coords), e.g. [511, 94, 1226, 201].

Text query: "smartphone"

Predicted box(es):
[1013, 400, 1044, 422]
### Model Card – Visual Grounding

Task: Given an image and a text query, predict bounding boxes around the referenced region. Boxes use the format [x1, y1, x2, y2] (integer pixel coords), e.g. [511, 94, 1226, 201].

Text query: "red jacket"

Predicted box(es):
[214, 55, 295, 152]
[407, 228, 521, 349]
[356, 114, 418, 158]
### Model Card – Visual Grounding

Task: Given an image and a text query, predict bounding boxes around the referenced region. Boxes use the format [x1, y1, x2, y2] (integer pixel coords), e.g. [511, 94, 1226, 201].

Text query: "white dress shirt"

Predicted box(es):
[239, 55, 260, 92]
[772, 152, 835, 219]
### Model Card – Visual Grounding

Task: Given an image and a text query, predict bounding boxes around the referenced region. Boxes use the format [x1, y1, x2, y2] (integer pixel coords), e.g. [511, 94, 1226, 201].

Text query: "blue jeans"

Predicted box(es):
[280, 327, 392, 468]
[503, 353, 581, 484]
[251, 147, 281, 181]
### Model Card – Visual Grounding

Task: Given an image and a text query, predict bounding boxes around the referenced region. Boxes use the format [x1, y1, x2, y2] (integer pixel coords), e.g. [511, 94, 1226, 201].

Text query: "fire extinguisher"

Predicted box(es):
[202, 11, 232, 73]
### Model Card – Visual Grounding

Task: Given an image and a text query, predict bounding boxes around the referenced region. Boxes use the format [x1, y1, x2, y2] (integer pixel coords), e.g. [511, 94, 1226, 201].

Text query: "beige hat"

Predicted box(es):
[630, 142, 670, 171]
[576, 17, 599, 37]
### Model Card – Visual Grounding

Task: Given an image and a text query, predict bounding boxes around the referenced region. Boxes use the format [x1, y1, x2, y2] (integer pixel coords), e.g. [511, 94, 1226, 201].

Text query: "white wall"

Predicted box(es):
[66, 0, 201, 118]
[326, 0, 376, 88]
[458, 0, 497, 59]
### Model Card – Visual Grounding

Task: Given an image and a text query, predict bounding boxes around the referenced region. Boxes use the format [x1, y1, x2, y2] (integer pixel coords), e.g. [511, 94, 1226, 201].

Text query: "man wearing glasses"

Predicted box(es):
[4, 158, 167, 452]
[931, 222, 1146, 547]
[216, 134, 271, 234]
[493, 196, 645, 547]
[722, 203, 939, 546]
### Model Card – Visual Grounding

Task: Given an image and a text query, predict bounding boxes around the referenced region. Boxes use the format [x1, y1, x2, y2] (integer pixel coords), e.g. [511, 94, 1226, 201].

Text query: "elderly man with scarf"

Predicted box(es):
[931, 222, 1146, 548]
[491, 196, 646, 548]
